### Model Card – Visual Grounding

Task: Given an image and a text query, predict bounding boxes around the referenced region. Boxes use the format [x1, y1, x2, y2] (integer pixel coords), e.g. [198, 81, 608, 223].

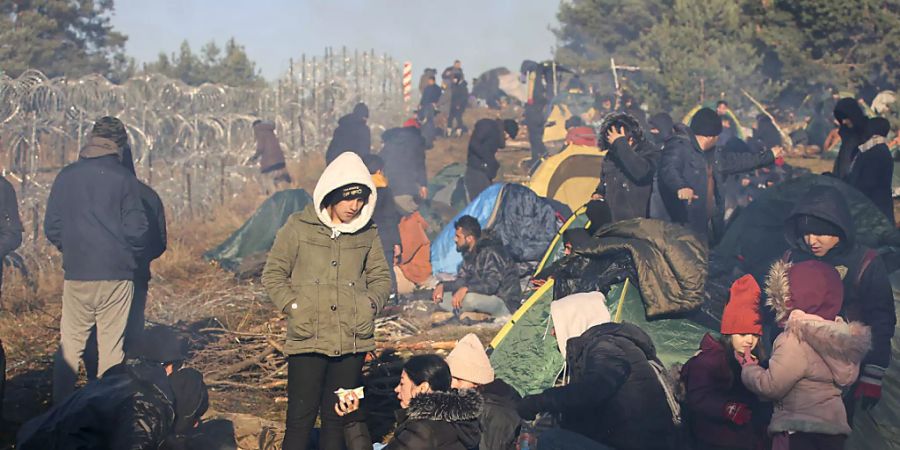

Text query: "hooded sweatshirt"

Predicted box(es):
[44, 137, 148, 281]
[832, 98, 867, 179]
[262, 152, 391, 356]
[550, 292, 611, 359]
[783, 186, 895, 369]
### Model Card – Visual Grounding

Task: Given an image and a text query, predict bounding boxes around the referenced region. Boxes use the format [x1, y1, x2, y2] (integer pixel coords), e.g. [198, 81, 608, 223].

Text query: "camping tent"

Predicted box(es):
[528, 144, 605, 211]
[490, 215, 714, 396]
[430, 183, 565, 277]
[204, 189, 312, 275]
[542, 91, 596, 143]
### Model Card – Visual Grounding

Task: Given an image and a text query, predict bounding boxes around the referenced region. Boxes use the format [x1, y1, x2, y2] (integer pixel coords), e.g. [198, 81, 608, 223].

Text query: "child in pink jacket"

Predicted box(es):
[741, 260, 871, 450]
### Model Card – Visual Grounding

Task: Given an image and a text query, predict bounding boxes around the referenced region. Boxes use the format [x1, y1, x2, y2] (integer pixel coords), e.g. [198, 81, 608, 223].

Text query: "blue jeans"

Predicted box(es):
[537, 429, 614, 450]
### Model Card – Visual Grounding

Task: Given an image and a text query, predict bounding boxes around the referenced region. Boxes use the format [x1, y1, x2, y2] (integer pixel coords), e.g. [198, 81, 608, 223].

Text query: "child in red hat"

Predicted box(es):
[681, 274, 768, 450]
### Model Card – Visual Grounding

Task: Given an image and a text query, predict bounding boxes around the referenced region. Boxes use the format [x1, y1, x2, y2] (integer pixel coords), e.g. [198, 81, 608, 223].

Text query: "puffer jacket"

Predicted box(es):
[597, 136, 660, 221]
[742, 261, 872, 436]
[522, 322, 680, 450]
[681, 334, 765, 449]
[17, 360, 176, 450]
[443, 236, 522, 312]
[783, 185, 895, 370]
[262, 152, 391, 357]
[387, 390, 483, 450]
[478, 379, 521, 450]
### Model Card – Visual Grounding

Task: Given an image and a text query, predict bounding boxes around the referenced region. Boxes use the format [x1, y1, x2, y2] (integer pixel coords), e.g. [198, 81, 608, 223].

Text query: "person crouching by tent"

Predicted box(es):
[741, 260, 871, 450]
[380, 118, 428, 215]
[780, 186, 895, 417]
[681, 275, 769, 450]
[251, 120, 292, 194]
[396, 211, 436, 296]
[262, 152, 391, 450]
[515, 293, 681, 450]
[592, 113, 660, 222]
[364, 155, 403, 298]
[336, 354, 483, 450]
[465, 118, 519, 201]
[446, 333, 522, 450]
[431, 215, 521, 320]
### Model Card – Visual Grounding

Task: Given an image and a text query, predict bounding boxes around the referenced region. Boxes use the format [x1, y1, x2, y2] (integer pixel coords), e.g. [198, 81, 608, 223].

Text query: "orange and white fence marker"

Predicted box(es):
[402, 61, 412, 107]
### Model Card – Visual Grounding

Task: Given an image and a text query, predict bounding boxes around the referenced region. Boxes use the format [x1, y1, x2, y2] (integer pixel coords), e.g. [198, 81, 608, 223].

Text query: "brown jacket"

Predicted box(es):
[742, 310, 870, 436]
[397, 212, 432, 285]
[252, 121, 287, 173]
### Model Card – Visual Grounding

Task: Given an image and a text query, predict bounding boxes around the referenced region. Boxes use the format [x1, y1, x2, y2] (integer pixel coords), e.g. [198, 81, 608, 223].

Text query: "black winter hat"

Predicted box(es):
[132, 326, 187, 364]
[795, 214, 844, 239]
[690, 108, 723, 137]
[585, 199, 613, 235]
[169, 368, 210, 435]
[91, 116, 129, 149]
[324, 183, 372, 207]
[502, 119, 519, 139]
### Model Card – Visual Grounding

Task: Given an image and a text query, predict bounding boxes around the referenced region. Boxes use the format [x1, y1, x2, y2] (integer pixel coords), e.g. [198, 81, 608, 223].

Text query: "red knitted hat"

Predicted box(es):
[720, 274, 763, 335]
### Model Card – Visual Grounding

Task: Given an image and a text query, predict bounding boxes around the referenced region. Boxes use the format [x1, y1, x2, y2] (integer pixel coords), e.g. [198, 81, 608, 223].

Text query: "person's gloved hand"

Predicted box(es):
[854, 364, 886, 410]
[516, 395, 543, 421]
[723, 402, 752, 426]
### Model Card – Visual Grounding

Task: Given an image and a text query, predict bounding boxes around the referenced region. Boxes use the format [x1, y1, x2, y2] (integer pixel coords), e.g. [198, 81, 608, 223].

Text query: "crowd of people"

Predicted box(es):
[0, 54, 896, 449]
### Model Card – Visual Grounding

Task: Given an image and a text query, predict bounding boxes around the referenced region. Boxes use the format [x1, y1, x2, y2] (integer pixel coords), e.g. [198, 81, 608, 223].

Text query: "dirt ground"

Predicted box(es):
[0, 109, 887, 448]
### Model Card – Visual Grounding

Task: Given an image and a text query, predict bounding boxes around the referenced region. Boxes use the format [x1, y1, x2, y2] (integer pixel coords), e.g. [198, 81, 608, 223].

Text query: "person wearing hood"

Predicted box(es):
[681, 275, 768, 450]
[431, 215, 521, 319]
[464, 118, 519, 200]
[45, 116, 149, 404]
[18, 326, 210, 450]
[780, 185, 895, 415]
[419, 76, 443, 149]
[262, 152, 391, 450]
[446, 333, 522, 450]
[380, 119, 428, 214]
[326, 103, 372, 164]
[251, 120, 292, 193]
[647, 112, 675, 221]
[658, 107, 781, 244]
[846, 117, 894, 222]
[516, 293, 681, 450]
[336, 354, 482, 450]
[592, 113, 661, 222]
[831, 97, 868, 179]
[742, 260, 872, 449]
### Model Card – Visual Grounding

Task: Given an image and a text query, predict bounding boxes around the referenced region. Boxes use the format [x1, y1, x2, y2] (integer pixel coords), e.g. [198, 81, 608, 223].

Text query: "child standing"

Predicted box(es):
[682, 275, 768, 450]
[742, 260, 871, 450]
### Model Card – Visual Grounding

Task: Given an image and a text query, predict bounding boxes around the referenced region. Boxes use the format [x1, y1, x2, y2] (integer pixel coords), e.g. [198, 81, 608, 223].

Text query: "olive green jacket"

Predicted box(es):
[262, 152, 391, 356]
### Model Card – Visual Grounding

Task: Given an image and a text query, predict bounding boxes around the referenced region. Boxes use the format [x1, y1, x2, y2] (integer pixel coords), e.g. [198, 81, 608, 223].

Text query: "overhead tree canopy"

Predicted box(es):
[0, 0, 129, 80]
[555, 0, 900, 115]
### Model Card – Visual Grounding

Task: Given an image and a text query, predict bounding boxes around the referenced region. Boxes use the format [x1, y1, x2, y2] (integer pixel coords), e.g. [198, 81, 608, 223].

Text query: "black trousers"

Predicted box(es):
[448, 109, 465, 131]
[527, 121, 547, 161]
[282, 352, 366, 450]
[464, 168, 492, 202]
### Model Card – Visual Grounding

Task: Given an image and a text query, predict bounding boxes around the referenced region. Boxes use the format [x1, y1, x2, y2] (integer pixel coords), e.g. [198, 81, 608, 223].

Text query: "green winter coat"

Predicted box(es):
[262, 152, 391, 356]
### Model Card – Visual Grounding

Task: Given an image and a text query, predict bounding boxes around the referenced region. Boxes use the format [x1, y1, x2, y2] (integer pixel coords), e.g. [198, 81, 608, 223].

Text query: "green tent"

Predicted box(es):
[204, 189, 312, 273]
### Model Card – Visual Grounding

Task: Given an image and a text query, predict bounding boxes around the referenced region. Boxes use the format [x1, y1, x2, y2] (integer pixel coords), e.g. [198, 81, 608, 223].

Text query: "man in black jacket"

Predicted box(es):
[0, 174, 23, 298]
[325, 103, 372, 164]
[516, 294, 680, 450]
[419, 76, 443, 149]
[448, 75, 469, 137]
[45, 116, 149, 403]
[832, 97, 868, 179]
[780, 185, 896, 413]
[464, 118, 519, 201]
[592, 113, 660, 222]
[431, 215, 521, 318]
[846, 117, 894, 223]
[379, 120, 428, 214]
[658, 108, 780, 244]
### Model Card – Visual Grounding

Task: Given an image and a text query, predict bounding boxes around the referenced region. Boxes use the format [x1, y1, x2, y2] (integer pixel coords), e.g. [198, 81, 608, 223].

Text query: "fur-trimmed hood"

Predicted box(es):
[765, 259, 843, 323]
[784, 310, 871, 385]
[406, 389, 483, 423]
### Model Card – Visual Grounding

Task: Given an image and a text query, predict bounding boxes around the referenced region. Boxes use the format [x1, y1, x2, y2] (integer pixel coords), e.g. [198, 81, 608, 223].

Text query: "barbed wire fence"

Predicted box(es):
[0, 48, 406, 260]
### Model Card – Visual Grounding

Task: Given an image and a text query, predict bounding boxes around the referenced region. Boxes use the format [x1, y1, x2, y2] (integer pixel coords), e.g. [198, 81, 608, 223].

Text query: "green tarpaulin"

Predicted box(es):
[204, 189, 311, 273]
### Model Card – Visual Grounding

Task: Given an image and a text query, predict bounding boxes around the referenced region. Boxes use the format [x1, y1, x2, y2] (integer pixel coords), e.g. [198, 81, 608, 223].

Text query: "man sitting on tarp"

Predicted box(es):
[431, 215, 521, 319]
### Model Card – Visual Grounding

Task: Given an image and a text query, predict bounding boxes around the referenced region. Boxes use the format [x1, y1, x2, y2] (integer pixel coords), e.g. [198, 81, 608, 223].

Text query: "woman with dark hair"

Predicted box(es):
[337, 354, 483, 450]
[681, 275, 769, 450]
[592, 113, 661, 222]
